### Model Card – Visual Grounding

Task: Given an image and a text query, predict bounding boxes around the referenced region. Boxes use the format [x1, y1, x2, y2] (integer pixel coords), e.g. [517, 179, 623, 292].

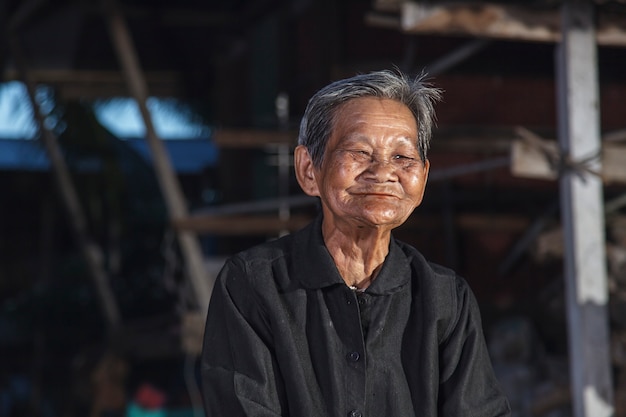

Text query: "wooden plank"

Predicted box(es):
[3, 69, 184, 99]
[510, 138, 559, 181]
[173, 214, 314, 235]
[603, 144, 626, 184]
[432, 136, 512, 153]
[181, 312, 206, 356]
[212, 129, 297, 148]
[174, 212, 530, 235]
[401, 2, 559, 43]
[511, 137, 626, 184]
[104, 0, 213, 313]
[7, 33, 122, 329]
[453, 213, 530, 232]
[556, 1, 614, 416]
[365, 2, 626, 46]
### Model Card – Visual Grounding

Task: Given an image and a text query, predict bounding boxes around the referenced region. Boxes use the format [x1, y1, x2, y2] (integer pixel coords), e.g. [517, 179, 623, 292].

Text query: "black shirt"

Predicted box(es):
[201, 215, 511, 416]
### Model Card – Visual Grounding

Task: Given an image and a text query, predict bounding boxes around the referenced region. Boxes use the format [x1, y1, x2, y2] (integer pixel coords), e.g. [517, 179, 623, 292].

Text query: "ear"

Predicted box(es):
[414, 159, 430, 206]
[294, 145, 320, 197]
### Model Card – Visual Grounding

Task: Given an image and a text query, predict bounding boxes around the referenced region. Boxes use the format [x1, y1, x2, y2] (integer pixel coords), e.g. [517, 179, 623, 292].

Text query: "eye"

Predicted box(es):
[347, 149, 372, 160]
[393, 153, 420, 169]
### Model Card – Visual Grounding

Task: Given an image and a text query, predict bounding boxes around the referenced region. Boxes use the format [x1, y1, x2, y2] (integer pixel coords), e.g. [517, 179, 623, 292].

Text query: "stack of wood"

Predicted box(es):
[530, 215, 626, 416]
[606, 217, 626, 417]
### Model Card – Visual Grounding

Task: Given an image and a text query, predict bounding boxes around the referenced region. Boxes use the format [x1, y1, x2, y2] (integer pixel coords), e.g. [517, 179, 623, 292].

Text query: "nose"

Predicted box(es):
[362, 157, 398, 182]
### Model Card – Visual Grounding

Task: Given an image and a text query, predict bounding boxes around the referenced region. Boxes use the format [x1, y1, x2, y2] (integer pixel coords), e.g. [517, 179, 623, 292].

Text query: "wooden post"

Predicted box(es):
[102, 0, 213, 313]
[7, 34, 122, 330]
[556, 1, 614, 416]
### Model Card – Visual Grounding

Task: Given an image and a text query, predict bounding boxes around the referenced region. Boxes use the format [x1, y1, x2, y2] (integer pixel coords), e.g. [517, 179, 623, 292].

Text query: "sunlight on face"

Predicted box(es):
[311, 97, 430, 231]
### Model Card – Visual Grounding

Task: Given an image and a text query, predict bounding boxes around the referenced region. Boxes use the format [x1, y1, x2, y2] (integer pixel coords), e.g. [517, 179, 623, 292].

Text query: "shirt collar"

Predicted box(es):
[292, 214, 412, 295]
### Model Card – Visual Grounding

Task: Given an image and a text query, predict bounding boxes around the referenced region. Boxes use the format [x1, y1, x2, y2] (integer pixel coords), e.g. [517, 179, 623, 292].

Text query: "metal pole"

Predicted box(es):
[556, 1, 614, 416]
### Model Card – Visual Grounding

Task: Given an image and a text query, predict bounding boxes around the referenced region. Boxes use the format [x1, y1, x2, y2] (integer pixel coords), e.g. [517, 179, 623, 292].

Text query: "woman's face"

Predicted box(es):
[300, 97, 430, 230]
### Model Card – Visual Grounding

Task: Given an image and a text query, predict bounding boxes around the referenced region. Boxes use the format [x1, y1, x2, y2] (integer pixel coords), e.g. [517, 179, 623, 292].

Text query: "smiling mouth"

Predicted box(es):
[354, 192, 399, 198]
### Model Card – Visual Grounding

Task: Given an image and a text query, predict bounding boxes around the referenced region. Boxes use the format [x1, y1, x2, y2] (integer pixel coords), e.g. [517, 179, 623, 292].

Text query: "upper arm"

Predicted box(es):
[200, 257, 285, 417]
[437, 278, 511, 416]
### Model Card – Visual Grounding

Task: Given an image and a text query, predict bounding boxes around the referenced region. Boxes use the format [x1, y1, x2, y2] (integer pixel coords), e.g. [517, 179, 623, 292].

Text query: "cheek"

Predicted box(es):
[324, 160, 359, 186]
[404, 176, 427, 201]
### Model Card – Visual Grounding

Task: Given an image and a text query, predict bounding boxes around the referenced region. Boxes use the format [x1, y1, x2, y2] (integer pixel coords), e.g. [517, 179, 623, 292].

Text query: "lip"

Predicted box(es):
[352, 191, 400, 199]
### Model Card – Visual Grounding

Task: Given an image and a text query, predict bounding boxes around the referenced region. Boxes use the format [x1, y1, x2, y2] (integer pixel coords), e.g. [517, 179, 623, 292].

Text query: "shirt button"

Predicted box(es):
[346, 351, 360, 362]
[348, 410, 363, 417]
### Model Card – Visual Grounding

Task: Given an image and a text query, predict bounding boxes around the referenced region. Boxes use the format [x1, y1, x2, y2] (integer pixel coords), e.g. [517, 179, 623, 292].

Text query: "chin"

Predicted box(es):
[356, 212, 407, 229]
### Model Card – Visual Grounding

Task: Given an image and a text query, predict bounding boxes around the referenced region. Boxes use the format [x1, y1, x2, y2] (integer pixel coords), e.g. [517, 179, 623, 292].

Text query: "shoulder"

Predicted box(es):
[219, 232, 295, 287]
[232, 233, 294, 266]
[395, 239, 468, 291]
[395, 239, 477, 339]
[216, 222, 319, 297]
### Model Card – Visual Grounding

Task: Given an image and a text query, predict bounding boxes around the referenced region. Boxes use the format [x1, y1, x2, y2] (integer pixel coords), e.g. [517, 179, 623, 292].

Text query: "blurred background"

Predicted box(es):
[1, 0, 626, 416]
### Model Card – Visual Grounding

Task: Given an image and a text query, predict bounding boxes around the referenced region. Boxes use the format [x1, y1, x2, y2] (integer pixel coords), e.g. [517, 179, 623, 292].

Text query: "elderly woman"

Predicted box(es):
[201, 70, 511, 417]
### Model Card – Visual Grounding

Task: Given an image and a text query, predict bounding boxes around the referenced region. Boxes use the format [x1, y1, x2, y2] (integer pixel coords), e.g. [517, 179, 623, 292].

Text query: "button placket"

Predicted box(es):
[348, 409, 363, 417]
[336, 286, 366, 417]
[345, 288, 356, 305]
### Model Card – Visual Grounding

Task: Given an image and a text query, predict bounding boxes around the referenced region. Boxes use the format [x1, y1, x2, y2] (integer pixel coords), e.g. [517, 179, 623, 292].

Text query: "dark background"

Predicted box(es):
[1, 0, 626, 416]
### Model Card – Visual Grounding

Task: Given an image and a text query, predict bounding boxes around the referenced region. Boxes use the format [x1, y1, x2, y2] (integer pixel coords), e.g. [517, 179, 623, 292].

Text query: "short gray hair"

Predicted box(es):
[298, 69, 442, 168]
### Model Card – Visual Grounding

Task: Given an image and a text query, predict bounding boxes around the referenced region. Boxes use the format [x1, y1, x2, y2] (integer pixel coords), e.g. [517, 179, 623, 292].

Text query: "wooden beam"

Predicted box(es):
[174, 212, 531, 235]
[449, 212, 530, 232]
[2, 69, 184, 99]
[400, 2, 559, 42]
[556, 1, 614, 416]
[7, 33, 122, 330]
[103, 0, 213, 313]
[366, 2, 626, 47]
[511, 136, 626, 184]
[173, 214, 313, 235]
[432, 135, 513, 153]
[212, 129, 297, 148]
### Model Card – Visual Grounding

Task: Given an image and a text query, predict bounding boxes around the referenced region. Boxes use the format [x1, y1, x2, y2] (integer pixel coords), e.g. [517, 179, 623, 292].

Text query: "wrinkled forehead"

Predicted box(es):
[330, 96, 418, 129]
[328, 97, 419, 141]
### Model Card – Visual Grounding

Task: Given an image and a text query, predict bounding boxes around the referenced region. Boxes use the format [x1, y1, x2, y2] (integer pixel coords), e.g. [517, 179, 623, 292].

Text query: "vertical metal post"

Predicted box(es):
[556, 1, 614, 416]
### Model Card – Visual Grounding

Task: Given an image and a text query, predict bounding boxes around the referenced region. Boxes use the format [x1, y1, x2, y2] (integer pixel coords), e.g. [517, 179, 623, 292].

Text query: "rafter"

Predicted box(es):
[366, 2, 626, 46]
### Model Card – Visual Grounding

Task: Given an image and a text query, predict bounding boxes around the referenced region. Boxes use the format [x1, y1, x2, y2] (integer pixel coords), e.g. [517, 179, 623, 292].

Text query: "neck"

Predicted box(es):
[322, 222, 391, 290]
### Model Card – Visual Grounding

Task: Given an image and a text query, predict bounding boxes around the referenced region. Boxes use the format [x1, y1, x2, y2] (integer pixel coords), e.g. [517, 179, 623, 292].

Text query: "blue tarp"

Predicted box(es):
[0, 137, 218, 174]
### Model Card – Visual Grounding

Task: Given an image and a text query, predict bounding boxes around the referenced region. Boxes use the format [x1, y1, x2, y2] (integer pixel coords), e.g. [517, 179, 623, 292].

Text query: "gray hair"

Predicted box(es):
[297, 69, 442, 168]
